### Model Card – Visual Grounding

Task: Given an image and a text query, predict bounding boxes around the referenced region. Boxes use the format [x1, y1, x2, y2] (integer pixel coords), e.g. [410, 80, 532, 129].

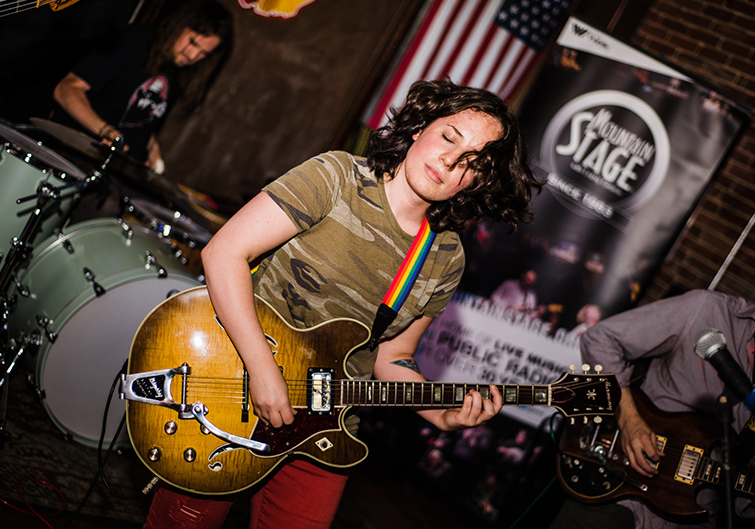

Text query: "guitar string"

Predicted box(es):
[182, 380, 497, 405]
[180, 377, 606, 397]
[184, 375, 604, 391]
[184, 379, 564, 393]
[593, 436, 687, 459]
[175, 377, 606, 408]
[592, 436, 719, 479]
[0, 0, 57, 17]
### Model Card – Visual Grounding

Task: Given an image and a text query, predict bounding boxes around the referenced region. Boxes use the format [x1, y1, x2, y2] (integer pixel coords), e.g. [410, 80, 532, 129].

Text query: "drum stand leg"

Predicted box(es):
[0, 185, 53, 450]
[0, 171, 99, 449]
[0, 334, 29, 449]
[0, 377, 7, 450]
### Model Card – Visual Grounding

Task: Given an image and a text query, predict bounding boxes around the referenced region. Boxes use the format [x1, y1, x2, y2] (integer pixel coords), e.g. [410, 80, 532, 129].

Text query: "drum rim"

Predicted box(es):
[16, 218, 174, 280]
[36, 266, 202, 335]
[32, 277, 202, 449]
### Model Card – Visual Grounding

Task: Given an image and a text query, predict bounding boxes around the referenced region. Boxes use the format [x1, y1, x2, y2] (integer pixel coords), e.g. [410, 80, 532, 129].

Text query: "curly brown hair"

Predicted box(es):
[367, 80, 542, 233]
[145, 0, 234, 115]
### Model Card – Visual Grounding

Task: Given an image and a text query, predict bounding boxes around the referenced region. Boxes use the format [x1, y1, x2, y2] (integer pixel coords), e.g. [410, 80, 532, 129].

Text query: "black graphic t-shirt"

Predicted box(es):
[63, 25, 176, 161]
[121, 74, 172, 131]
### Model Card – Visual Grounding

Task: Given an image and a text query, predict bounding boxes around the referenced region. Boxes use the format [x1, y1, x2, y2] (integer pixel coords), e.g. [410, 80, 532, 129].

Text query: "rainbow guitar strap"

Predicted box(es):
[369, 217, 436, 349]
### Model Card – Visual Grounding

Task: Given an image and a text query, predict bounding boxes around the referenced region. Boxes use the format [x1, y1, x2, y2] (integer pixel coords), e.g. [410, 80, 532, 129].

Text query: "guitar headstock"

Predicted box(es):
[549, 364, 620, 420]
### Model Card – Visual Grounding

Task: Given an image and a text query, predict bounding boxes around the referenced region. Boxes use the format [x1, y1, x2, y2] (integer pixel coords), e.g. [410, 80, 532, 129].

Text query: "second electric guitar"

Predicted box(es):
[557, 387, 755, 521]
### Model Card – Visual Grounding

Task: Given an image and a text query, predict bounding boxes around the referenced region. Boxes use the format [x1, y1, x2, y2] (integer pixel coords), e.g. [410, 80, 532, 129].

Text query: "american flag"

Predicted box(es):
[364, 0, 573, 129]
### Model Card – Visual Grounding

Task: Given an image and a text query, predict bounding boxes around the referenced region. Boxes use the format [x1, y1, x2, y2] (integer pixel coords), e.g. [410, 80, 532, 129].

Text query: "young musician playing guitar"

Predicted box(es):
[141, 79, 542, 528]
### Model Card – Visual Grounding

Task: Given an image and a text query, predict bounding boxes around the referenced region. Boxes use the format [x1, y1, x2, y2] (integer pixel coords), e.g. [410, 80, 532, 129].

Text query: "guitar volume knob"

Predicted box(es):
[184, 448, 197, 462]
[164, 421, 177, 435]
[148, 447, 162, 462]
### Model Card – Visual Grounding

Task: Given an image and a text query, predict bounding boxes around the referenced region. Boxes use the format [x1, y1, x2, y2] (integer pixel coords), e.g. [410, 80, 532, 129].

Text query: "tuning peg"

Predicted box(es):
[582, 363, 590, 373]
[569, 364, 577, 373]
[593, 416, 602, 424]
[594, 364, 603, 374]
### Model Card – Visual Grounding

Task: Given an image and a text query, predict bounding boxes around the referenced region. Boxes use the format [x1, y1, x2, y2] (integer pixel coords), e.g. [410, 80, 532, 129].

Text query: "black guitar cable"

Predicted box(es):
[62, 358, 141, 529]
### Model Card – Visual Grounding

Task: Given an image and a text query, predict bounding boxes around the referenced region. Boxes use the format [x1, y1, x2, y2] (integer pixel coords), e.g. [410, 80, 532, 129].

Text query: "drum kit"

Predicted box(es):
[0, 118, 225, 449]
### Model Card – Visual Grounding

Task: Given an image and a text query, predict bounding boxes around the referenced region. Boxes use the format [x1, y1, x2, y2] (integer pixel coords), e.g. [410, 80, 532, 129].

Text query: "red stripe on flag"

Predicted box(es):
[440, 2, 485, 80]
[365, 0, 443, 129]
[420, 0, 463, 81]
[497, 50, 528, 99]
[461, 20, 498, 86]
[501, 49, 537, 102]
[438, 0, 486, 80]
[483, 33, 514, 89]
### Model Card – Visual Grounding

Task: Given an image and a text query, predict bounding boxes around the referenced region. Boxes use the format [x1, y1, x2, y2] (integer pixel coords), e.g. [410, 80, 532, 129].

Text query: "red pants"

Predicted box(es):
[142, 460, 349, 529]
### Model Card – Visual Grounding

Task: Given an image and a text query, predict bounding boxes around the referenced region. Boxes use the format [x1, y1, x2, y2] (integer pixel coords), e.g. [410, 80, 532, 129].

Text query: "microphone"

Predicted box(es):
[694, 328, 755, 412]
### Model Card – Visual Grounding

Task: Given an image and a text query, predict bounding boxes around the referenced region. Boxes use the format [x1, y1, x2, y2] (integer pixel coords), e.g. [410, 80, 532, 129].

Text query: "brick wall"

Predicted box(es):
[630, 0, 755, 304]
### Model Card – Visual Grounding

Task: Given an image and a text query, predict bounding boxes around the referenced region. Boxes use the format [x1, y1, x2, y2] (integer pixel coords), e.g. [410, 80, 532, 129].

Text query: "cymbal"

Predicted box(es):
[0, 121, 87, 179]
[31, 117, 153, 184]
[29, 118, 226, 234]
[30, 117, 103, 159]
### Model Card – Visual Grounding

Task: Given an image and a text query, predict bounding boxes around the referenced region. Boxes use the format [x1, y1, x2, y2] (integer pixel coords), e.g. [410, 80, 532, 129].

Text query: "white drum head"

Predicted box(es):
[39, 276, 199, 447]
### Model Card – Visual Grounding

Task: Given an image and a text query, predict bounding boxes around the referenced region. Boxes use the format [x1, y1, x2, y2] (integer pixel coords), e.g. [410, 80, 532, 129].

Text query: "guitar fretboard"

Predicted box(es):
[697, 454, 755, 497]
[338, 380, 550, 407]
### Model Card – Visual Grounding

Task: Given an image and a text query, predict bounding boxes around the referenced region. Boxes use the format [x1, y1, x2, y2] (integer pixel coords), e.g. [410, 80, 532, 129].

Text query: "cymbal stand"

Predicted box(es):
[0, 141, 115, 300]
[716, 394, 734, 529]
[0, 180, 55, 448]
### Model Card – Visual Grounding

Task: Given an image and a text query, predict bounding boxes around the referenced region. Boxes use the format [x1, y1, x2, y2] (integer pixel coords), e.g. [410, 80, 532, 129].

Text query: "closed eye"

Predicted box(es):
[189, 37, 211, 59]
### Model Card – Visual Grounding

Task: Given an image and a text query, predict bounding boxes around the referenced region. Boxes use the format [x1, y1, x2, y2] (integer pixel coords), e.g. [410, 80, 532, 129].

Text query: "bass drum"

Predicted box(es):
[9, 218, 203, 448]
[0, 122, 84, 259]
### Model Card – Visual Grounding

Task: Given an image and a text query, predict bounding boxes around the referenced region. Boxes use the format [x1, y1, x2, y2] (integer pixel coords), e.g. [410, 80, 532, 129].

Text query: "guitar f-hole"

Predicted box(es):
[242, 367, 250, 423]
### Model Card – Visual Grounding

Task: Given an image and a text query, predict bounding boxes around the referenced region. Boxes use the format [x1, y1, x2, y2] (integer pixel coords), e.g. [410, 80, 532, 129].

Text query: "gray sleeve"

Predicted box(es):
[580, 290, 711, 386]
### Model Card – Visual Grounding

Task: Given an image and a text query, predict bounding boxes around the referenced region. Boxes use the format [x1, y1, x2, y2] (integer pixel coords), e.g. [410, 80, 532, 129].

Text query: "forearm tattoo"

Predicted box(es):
[391, 358, 422, 374]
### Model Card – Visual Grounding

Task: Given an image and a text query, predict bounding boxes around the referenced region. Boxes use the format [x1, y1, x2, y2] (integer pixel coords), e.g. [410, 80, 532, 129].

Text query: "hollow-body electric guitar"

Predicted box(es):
[122, 286, 620, 495]
[557, 387, 755, 521]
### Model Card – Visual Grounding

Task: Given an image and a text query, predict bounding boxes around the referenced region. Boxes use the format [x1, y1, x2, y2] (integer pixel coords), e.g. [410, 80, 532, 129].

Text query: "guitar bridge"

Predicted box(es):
[307, 368, 333, 415]
[119, 363, 192, 416]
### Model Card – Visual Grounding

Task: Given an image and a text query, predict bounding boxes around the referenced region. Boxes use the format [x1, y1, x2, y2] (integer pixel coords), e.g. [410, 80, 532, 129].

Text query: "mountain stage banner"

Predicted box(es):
[416, 16, 748, 428]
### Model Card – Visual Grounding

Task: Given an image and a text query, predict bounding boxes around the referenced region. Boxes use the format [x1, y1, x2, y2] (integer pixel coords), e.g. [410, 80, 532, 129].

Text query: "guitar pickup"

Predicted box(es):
[675, 443, 703, 485]
[307, 368, 333, 415]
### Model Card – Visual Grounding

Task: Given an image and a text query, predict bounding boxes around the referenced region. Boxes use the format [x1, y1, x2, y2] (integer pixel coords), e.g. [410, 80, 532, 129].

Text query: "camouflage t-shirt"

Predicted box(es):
[255, 151, 465, 380]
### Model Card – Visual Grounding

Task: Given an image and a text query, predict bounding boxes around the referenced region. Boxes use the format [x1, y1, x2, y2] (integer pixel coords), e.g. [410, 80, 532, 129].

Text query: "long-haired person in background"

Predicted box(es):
[143, 79, 542, 528]
[53, 0, 233, 174]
